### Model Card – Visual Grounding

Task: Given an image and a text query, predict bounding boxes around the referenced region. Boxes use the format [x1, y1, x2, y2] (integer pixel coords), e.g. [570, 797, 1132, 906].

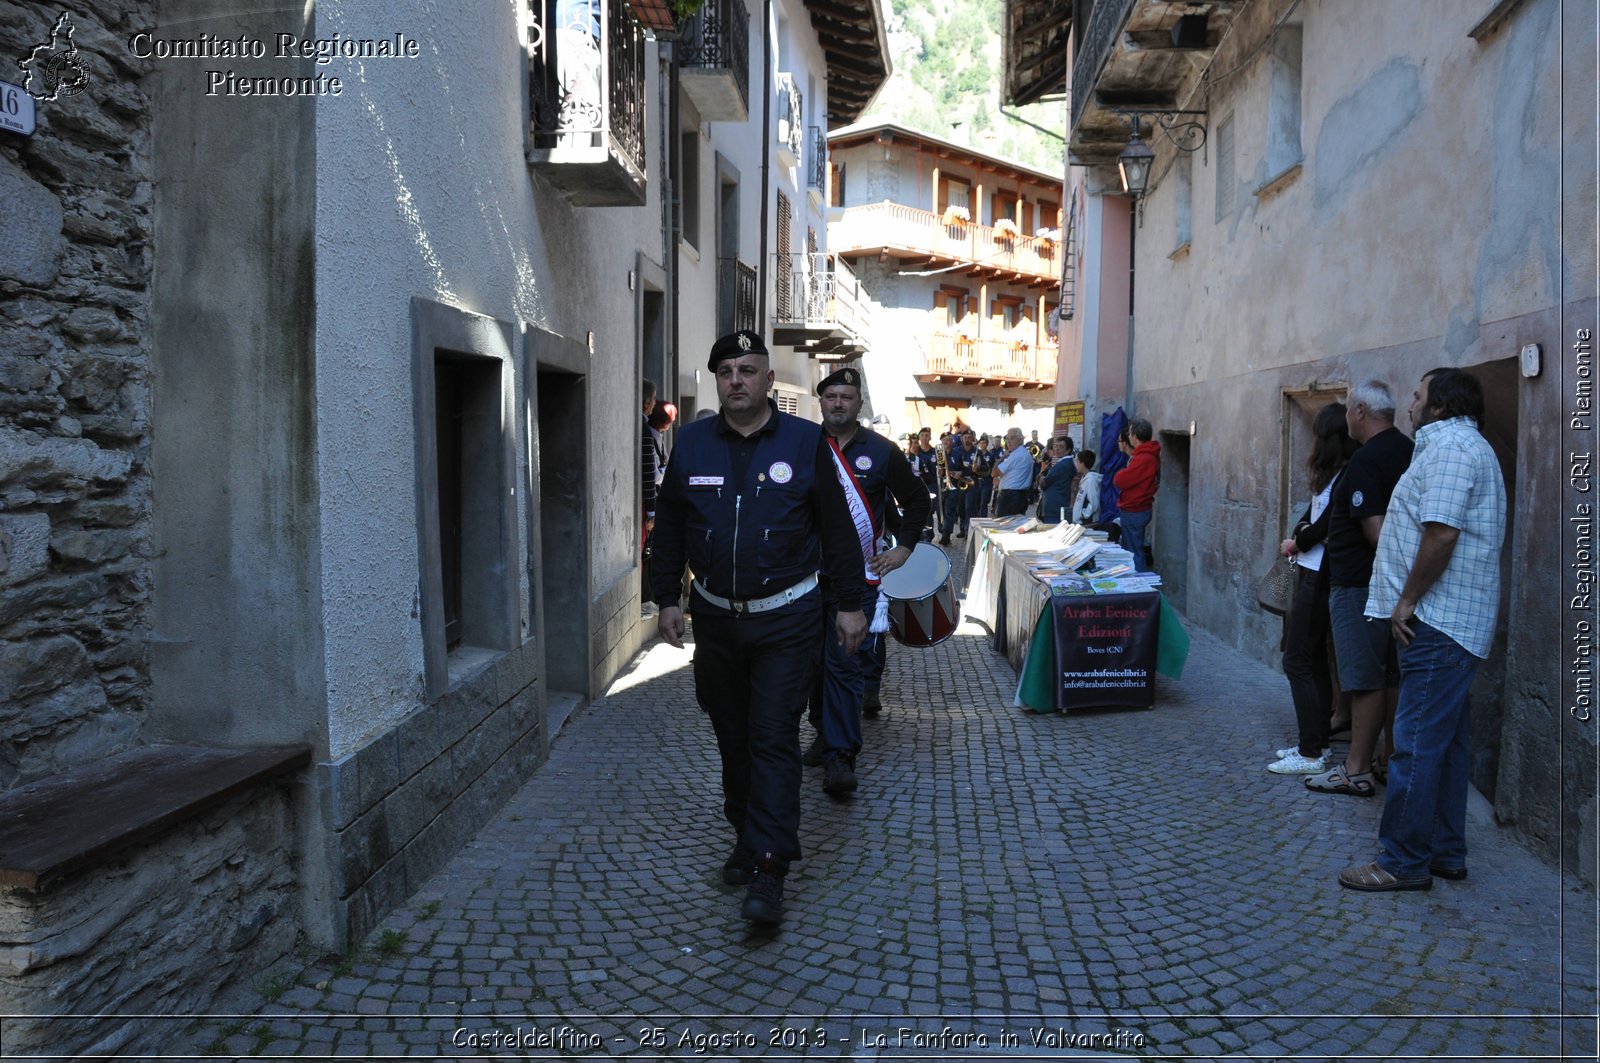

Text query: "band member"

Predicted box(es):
[803, 368, 931, 794]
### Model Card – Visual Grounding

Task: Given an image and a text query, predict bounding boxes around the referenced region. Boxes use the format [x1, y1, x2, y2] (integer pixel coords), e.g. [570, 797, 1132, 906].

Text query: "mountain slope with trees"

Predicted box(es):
[860, 0, 1067, 175]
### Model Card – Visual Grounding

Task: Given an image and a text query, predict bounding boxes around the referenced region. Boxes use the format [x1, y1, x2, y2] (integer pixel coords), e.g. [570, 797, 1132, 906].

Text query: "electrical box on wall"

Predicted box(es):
[1520, 343, 1541, 378]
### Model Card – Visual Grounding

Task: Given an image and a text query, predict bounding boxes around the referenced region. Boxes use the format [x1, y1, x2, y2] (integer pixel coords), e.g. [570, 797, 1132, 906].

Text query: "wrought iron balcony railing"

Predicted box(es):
[829, 202, 1061, 284]
[773, 253, 871, 339]
[807, 125, 826, 193]
[678, 0, 749, 122]
[1069, 0, 1136, 136]
[775, 73, 803, 163]
[527, 0, 648, 206]
[717, 256, 758, 336]
[919, 332, 1056, 388]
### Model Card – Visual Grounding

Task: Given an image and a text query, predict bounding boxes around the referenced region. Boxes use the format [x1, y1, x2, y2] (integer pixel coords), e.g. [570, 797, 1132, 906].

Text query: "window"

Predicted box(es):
[939, 175, 971, 214]
[935, 287, 970, 330]
[1264, 24, 1303, 182]
[992, 191, 1019, 227]
[993, 295, 1023, 332]
[1214, 114, 1234, 222]
[829, 162, 845, 207]
[775, 192, 793, 320]
[1038, 199, 1059, 231]
[681, 129, 701, 250]
[430, 352, 512, 655]
[411, 299, 519, 698]
[1174, 153, 1192, 251]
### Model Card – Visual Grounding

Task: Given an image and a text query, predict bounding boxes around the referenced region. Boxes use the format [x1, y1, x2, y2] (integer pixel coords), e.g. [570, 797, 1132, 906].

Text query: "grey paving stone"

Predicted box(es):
[166, 578, 1596, 1060]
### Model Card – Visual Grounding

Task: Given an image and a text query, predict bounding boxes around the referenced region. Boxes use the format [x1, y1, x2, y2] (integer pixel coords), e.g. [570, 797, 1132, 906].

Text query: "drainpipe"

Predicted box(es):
[666, 41, 681, 407]
[757, 0, 772, 330]
[1125, 196, 1136, 416]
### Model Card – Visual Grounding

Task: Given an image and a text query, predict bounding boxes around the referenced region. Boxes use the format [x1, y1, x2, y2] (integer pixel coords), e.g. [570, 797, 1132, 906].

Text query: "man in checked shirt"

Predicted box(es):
[1338, 368, 1507, 893]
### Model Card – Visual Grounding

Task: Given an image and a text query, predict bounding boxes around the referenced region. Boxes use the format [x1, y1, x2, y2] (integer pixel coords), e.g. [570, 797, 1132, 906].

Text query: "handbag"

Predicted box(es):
[1256, 556, 1294, 616]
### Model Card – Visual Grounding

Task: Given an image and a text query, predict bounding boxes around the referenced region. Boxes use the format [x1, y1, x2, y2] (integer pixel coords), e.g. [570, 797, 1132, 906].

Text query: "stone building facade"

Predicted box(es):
[1, 0, 155, 790]
[826, 123, 1064, 443]
[1041, 0, 1598, 882]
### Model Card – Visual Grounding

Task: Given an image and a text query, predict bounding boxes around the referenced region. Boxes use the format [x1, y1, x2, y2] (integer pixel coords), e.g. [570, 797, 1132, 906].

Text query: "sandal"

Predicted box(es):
[1338, 860, 1431, 892]
[1304, 763, 1375, 797]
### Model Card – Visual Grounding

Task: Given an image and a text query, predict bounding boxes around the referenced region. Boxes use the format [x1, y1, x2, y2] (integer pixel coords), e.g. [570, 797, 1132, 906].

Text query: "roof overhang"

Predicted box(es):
[1068, 0, 1242, 167]
[803, 0, 893, 126]
[828, 121, 1065, 187]
[1002, 0, 1072, 107]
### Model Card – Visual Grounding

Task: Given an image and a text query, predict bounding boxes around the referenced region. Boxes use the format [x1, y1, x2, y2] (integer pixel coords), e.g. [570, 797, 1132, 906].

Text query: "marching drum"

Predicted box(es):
[878, 542, 961, 647]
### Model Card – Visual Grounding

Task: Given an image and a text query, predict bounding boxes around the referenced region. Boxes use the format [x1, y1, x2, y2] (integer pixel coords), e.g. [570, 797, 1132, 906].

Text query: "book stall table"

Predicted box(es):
[962, 519, 1190, 713]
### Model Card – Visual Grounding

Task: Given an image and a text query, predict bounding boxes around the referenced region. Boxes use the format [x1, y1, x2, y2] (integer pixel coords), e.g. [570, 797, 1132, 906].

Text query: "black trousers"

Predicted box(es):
[1283, 564, 1334, 756]
[995, 488, 1030, 517]
[941, 487, 970, 536]
[691, 602, 822, 865]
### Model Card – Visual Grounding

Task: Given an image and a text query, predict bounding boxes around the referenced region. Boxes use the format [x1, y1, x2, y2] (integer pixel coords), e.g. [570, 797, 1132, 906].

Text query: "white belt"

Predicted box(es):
[693, 572, 819, 615]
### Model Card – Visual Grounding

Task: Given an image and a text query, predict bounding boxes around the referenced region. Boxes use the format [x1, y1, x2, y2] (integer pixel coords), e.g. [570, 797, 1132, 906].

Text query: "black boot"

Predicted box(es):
[722, 842, 757, 886]
[862, 688, 882, 717]
[741, 858, 786, 924]
[823, 753, 858, 796]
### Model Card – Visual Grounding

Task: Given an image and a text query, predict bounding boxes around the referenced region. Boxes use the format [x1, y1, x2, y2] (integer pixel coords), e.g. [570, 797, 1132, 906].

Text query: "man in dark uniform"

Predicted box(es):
[651, 330, 867, 926]
[912, 428, 940, 541]
[939, 430, 972, 544]
[801, 368, 931, 795]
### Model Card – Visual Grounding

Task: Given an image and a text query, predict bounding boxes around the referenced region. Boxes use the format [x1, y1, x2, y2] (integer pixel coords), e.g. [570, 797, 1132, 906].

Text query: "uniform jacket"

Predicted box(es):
[832, 426, 931, 550]
[650, 400, 863, 612]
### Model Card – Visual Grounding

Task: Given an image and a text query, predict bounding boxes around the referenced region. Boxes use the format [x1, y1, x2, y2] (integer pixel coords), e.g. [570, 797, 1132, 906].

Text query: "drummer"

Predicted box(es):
[805, 367, 932, 796]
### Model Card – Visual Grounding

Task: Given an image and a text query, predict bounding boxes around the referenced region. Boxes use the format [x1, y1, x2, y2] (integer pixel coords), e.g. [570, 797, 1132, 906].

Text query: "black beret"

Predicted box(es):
[815, 367, 862, 395]
[707, 329, 769, 370]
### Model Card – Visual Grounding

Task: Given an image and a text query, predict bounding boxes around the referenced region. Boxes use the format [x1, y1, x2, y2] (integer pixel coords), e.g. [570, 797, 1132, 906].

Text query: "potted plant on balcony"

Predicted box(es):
[993, 217, 1019, 244]
[941, 204, 970, 236]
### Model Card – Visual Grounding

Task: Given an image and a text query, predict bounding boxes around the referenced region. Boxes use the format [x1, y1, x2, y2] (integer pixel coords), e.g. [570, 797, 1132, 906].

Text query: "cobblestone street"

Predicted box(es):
[181, 551, 1597, 1061]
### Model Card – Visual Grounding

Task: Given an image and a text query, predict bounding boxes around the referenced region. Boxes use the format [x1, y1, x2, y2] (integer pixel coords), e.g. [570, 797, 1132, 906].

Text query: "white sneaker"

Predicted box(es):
[1275, 745, 1328, 760]
[1268, 751, 1330, 774]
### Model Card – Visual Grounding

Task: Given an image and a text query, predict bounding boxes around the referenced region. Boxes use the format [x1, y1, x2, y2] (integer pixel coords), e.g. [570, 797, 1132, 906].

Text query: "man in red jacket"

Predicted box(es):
[1113, 418, 1161, 572]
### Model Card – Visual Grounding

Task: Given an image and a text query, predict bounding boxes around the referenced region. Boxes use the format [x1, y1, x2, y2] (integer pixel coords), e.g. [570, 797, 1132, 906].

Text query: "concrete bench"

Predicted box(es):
[0, 743, 310, 1057]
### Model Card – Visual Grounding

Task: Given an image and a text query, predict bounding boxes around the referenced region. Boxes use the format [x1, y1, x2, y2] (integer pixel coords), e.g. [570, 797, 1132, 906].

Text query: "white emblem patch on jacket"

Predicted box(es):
[768, 461, 793, 484]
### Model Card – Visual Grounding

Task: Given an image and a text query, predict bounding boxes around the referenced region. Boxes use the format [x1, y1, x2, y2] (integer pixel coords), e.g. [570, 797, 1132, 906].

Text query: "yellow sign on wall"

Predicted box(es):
[1053, 401, 1084, 435]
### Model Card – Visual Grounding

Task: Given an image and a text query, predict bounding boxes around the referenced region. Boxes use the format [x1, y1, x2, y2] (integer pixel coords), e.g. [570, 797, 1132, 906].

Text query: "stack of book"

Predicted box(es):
[984, 523, 1167, 597]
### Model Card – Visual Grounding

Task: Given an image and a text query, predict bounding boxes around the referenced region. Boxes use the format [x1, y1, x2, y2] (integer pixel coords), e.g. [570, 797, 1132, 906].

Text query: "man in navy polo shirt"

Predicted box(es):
[651, 331, 867, 925]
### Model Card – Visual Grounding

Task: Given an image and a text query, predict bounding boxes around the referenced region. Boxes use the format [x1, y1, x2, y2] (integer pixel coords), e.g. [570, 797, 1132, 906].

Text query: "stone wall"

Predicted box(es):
[0, 782, 300, 1057]
[0, 2, 157, 787]
[319, 642, 543, 945]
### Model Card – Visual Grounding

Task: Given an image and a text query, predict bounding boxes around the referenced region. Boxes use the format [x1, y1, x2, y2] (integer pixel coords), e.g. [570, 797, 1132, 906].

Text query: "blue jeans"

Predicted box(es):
[1120, 508, 1153, 572]
[807, 592, 880, 759]
[1377, 620, 1480, 880]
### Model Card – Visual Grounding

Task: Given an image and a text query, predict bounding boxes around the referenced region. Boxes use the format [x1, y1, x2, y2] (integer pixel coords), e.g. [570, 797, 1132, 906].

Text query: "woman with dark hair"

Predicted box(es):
[1268, 402, 1359, 774]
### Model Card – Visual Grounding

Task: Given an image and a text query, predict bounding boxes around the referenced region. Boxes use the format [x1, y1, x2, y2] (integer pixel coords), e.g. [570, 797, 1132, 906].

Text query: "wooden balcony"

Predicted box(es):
[916, 332, 1056, 389]
[830, 201, 1060, 287]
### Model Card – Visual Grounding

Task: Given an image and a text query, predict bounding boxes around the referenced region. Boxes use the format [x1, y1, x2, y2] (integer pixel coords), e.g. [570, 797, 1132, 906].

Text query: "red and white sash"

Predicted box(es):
[826, 435, 892, 634]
